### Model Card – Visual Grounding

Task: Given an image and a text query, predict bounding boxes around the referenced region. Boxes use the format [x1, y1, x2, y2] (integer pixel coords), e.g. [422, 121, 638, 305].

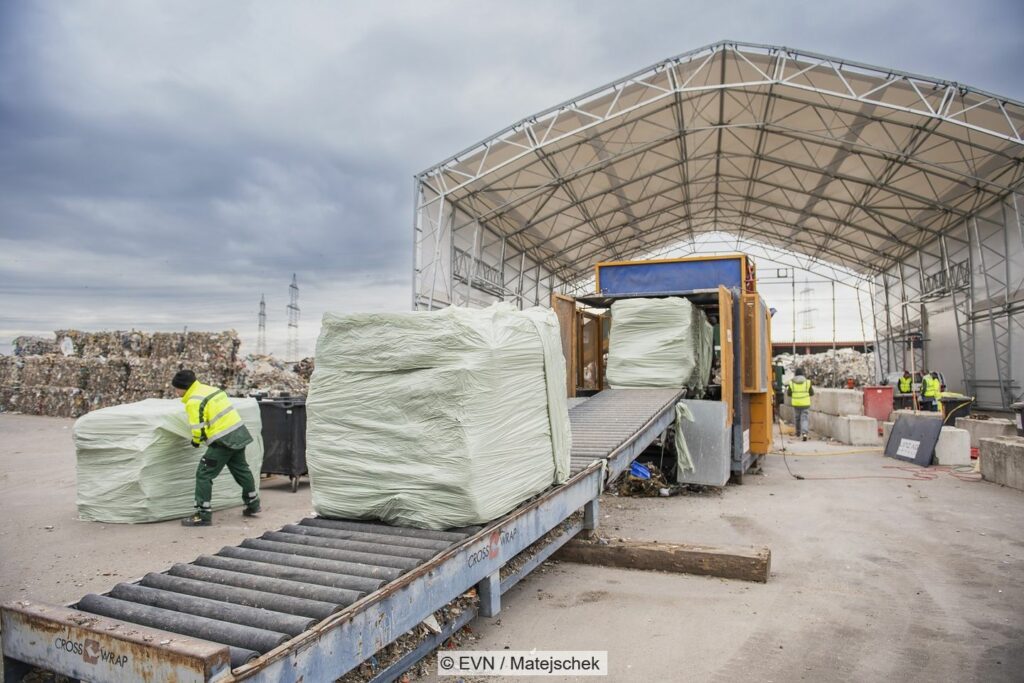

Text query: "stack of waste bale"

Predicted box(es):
[12, 335, 58, 356]
[0, 329, 243, 417]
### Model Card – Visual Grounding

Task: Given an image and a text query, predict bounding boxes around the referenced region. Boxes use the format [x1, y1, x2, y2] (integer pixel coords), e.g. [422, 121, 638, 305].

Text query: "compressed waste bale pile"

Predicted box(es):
[0, 356, 20, 386]
[10, 387, 91, 418]
[3, 328, 312, 417]
[124, 358, 229, 396]
[53, 329, 241, 361]
[0, 329, 248, 417]
[774, 348, 875, 388]
[606, 297, 713, 392]
[307, 303, 571, 530]
[73, 398, 263, 523]
[12, 335, 57, 356]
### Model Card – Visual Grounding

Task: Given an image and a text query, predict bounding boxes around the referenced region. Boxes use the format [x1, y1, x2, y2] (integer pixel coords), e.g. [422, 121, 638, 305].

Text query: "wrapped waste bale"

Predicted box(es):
[73, 398, 263, 523]
[307, 303, 570, 530]
[606, 298, 713, 392]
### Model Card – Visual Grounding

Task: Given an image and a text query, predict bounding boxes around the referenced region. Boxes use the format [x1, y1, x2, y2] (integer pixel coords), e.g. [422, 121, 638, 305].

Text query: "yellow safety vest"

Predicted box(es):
[898, 376, 913, 393]
[789, 379, 812, 407]
[182, 381, 245, 446]
[922, 375, 941, 399]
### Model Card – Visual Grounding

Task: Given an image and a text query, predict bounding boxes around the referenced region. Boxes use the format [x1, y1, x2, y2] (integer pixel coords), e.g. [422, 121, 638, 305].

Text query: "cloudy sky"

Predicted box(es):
[2, 1, 1022, 357]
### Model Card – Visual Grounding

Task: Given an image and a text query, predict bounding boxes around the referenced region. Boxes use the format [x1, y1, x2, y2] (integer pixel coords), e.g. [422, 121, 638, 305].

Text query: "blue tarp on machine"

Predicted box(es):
[597, 258, 743, 295]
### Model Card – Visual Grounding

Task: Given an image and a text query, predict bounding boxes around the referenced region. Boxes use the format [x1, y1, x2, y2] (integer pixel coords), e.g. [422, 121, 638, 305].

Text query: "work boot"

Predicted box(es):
[242, 504, 261, 517]
[181, 513, 212, 527]
[801, 434, 808, 442]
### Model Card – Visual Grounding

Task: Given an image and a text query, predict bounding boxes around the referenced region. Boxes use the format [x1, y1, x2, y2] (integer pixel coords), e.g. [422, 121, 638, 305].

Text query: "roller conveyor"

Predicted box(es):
[1, 388, 682, 683]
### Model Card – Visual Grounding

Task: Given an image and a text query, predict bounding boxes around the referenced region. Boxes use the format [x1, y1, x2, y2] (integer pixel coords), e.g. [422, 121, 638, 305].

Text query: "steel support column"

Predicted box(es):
[971, 217, 1013, 408]
[941, 232, 975, 396]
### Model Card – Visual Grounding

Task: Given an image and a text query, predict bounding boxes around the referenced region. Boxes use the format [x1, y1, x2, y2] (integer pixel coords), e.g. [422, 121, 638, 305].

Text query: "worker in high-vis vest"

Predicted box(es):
[786, 369, 814, 441]
[920, 370, 942, 412]
[897, 370, 915, 409]
[171, 369, 260, 527]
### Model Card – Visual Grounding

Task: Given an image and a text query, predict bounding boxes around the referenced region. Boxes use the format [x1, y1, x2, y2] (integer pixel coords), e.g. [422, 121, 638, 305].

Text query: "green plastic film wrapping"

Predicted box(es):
[606, 298, 713, 392]
[306, 303, 571, 530]
[74, 398, 263, 523]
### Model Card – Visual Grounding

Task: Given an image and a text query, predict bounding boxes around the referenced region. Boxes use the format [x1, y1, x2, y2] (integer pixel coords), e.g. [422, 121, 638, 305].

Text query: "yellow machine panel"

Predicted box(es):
[718, 285, 734, 427]
[741, 293, 770, 394]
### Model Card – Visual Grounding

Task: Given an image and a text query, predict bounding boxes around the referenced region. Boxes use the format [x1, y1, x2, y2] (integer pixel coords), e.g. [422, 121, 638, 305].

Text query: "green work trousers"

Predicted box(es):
[194, 442, 259, 520]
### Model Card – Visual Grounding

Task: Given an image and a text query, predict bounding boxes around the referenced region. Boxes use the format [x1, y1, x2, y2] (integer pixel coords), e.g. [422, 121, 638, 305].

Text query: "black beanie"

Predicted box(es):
[171, 369, 196, 389]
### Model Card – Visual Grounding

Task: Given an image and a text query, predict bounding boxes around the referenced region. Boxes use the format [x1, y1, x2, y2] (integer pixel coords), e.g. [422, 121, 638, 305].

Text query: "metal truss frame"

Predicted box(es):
[413, 40, 1024, 404]
[884, 199, 1024, 409]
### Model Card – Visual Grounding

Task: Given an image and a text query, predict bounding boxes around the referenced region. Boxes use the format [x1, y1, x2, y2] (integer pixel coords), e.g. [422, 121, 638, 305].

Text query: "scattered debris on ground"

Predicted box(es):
[613, 462, 676, 497]
[609, 462, 724, 498]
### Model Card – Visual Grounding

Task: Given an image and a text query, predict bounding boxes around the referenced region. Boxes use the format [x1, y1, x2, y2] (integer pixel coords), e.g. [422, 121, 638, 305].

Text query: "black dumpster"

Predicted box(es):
[939, 395, 973, 427]
[257, 397, 307, 492]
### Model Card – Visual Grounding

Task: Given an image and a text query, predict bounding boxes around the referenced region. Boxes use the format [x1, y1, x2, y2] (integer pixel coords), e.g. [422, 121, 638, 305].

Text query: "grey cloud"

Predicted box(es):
[1, 0, 1021, 357]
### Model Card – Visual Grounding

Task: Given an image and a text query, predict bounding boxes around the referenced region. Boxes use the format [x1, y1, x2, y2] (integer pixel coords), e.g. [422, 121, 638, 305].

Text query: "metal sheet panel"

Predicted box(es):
[1, 601, 230, 683]
[884, 415, 943, 467]
[675, 399, 731, 487]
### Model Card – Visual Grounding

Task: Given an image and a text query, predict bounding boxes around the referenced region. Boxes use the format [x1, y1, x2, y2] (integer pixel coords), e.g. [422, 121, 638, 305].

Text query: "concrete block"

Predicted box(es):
[801, 410, 879, 443]
[934, 427, 971, 466]
[834, 390, 864, 417]
[832, 415, 850, 443]
[815, 390, 835, 416]
[891, 409, 942, 421]
[954, 417, 1017, 449]
[980, 436, 1024, 492]
[812, 388, 864, 417]
[882, 421, 894, 448]
[809, 410, 832, 437]
[846, 415, 879, 446]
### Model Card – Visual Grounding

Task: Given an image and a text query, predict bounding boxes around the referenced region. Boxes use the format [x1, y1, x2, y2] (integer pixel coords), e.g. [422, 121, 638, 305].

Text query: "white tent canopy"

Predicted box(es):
[413, 41, 1024, 407]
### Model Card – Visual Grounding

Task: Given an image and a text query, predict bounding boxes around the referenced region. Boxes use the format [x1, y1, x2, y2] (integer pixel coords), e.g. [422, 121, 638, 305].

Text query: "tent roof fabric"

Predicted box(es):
[416, 41, 1024, 281]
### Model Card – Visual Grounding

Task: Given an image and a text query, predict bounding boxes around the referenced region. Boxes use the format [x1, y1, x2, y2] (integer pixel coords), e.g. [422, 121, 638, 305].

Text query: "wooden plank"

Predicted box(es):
[554, 538, 771, 583]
